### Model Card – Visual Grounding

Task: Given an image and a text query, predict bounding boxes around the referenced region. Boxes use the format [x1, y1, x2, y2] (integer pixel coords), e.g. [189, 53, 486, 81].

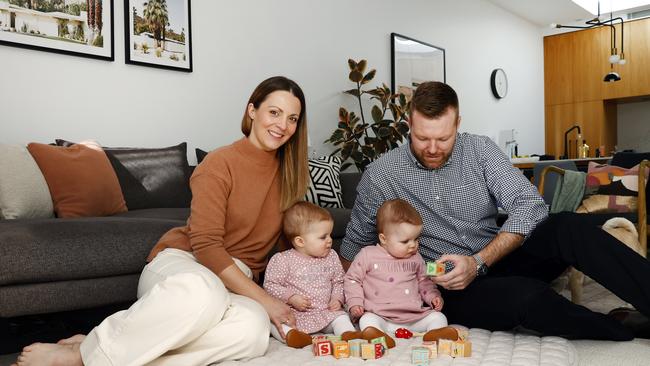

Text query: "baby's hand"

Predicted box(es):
[288, 294, 311, 311]
[328, 299, 342, 311]
[349, 305, 365, 319]
[432, 296, 444, 311]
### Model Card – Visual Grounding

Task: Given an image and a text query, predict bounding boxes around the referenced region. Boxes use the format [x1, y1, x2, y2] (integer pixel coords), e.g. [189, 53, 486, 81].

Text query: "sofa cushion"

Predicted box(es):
[196, 148, 209, 164]
[0, 145, 54, 219]
[56, 140, 192, 210]
[112, 207, 190, 221]
[0, 216, 186, 286]
[27, 143, 127, 218]
[305, 156, 344, 208]
[577, 162, 648, 213]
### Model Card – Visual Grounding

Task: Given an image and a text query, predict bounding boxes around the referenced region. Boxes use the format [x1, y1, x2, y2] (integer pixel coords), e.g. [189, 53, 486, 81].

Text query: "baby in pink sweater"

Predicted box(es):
[264, 202, 357, 348]
[344, 199, 451, 348]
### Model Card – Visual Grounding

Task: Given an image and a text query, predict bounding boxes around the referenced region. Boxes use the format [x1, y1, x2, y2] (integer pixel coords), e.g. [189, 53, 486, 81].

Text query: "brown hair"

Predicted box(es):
[283, 201, 333, 243]
[410, 81, 459, 120]
[241, 76, 310, 210]
[376, 199, 423, 233]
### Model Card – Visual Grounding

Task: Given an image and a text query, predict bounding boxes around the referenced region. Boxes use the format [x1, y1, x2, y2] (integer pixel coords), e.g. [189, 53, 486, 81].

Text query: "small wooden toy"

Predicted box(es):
[370, 336, 388, 351]
[311, 335, 328, 343]
[421, 340, 437, 358]
[395, 327, 414, 339]
[313, 340, 332, 356]
[347, 339, 366, 357]
[327, 335, 342, 342]
[332, 341, 350, 359]
[374, 343, 386, 359]
[411, 346, 430, 365]
[360, 343, 375, 359]
[452, 326, 469, 341]
[452, 340, 472, 357]
[437, 338, 453, 356]
[426, 261, 445, 276]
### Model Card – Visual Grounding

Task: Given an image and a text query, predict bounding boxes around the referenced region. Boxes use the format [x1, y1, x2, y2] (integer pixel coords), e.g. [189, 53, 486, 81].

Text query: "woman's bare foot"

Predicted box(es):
[13, 342, 83, 366]
[57, 334, 86, 345]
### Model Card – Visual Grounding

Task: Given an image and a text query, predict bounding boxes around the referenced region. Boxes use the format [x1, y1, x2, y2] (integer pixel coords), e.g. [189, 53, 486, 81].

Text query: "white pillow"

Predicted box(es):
[304, 156, 344, 208]
[0, 145, 54, 219]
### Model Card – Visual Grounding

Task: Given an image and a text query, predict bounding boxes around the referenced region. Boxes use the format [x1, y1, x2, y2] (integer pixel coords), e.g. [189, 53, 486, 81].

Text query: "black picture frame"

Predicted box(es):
[0, 0, 114, 61]
[124, 0, 192, 72]
[391, 33, 445, 99]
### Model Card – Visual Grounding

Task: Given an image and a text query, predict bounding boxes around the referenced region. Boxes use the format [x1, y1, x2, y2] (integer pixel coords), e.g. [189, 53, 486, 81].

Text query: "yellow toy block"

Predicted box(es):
[347, 339, 366, 358]
[332, 341, 350, 359]
[438, 338, 453, 356]
[421, 340, 438, 358]
[452, 325, 469, 341]
[360, 343, 375, 359]
[426, 261, 445, 276]
[452, 340, 472, 357]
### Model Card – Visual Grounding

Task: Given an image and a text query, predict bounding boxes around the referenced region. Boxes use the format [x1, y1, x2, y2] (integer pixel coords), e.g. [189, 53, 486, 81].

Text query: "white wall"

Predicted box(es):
[617, 100, 650, 152]
[0, 0, 545, 164]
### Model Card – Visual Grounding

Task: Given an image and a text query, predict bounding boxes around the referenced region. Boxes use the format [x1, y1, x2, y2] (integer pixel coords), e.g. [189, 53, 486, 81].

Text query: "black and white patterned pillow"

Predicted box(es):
[305, 156, 344, 208]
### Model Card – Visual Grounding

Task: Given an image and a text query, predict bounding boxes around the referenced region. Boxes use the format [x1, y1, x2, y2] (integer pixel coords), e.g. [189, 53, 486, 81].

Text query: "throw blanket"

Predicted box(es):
[551, 170, 587, 213]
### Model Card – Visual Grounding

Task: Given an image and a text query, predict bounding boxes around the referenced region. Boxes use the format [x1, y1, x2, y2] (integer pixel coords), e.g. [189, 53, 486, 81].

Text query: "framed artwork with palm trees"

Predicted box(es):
[0, 0, 114, 61]
[124, 0, 192, 72]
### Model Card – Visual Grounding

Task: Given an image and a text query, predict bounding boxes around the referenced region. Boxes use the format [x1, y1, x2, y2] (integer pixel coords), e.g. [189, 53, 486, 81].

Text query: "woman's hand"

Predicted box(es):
[328, 299, 342, 311]
[430, 255, 476, 290]
[260, 295, 295, 339]
[431, 296, 444, 311]
[288, 294, 312, 311]
[349, 305, 365, 319]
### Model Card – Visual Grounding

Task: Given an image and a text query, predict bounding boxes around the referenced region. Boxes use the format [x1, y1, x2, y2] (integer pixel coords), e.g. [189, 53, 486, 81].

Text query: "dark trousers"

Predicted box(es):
[439, 212, 650, 340]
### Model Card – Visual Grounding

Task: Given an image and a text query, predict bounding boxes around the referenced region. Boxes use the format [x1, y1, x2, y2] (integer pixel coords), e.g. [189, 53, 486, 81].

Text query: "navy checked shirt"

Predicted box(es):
[340, 133, 549, 262]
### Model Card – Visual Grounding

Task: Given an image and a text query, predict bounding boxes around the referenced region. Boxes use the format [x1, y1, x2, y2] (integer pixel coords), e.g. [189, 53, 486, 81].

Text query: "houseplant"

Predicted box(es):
[325, 59, 411, 172]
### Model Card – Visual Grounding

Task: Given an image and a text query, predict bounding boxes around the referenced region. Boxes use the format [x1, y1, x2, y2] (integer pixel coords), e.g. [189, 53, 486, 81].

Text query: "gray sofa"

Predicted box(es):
[0, 150, 361, 319]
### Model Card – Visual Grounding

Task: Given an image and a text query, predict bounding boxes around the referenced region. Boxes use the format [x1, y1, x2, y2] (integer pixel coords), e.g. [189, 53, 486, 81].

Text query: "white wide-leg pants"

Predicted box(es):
[80, 248, 270, 366]
[359, 311, 448, 335]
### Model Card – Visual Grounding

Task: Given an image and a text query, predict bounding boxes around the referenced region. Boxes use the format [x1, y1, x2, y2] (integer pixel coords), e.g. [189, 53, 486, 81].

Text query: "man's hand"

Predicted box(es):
[328, 299, 342, 311]
[430, 255, 476, 290]
[349, 305, 364, 319]
[431, 296, 444, 311]
[288, 294, 312, 311]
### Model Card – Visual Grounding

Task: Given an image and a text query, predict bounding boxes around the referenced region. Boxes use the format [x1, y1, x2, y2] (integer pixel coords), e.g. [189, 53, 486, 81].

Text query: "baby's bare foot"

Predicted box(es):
[14, 342, 82, 366]
[57, 334, 86, 345]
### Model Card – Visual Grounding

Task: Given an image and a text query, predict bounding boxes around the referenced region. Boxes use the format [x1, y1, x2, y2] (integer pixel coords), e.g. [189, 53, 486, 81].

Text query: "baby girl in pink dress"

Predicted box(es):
[264, 201, 357, 348]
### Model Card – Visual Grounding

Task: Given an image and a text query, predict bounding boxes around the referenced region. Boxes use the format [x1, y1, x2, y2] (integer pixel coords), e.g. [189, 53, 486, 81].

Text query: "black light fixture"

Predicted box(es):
[551, 1, 626, 82]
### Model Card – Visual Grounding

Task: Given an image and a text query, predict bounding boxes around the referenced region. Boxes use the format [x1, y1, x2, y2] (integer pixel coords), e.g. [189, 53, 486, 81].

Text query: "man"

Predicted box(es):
[340, 81, 650, 340]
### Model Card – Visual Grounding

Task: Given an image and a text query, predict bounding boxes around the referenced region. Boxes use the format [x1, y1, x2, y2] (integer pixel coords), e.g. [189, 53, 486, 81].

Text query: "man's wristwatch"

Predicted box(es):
[472, 254, 489, 276]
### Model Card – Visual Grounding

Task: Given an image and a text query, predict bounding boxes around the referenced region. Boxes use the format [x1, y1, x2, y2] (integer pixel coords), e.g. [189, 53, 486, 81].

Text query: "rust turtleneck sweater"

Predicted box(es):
[148, 137, 282, 279]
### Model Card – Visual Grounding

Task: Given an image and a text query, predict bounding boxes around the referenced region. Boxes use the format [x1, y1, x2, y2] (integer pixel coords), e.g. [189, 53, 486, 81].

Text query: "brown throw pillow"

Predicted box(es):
[27, 143, 127, 218]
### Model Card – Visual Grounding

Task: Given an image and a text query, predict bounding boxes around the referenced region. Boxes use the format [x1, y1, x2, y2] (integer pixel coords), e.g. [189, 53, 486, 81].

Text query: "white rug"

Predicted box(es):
[219, 328, 577, 366]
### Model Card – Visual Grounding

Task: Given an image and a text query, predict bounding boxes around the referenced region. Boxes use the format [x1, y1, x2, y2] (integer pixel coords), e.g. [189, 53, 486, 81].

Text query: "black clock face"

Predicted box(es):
[491, 68, 508, 99]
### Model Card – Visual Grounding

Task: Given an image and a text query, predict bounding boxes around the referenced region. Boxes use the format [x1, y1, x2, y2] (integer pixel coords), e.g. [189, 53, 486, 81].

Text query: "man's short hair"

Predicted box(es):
[376, 199, 423, 233]
[410, 81, 459, 119]
[283, 201, 332, 242]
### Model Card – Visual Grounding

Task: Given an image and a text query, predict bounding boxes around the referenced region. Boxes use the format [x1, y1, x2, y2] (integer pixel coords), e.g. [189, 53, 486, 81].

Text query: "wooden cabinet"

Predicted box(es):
[544, 17, 650, 158]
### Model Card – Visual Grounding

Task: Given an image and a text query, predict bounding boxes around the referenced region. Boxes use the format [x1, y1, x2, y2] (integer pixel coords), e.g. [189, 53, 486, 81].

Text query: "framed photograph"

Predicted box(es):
[0, 0, 114, 60]
[124, 0, 192, 72]
[391, 33, 445, 100]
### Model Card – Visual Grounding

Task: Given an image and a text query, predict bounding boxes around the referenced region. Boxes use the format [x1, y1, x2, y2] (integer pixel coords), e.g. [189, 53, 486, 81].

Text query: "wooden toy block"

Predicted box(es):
[452, 340, 472, 357]
[327, 335, 342, 342]
[347, 339, 366, 358]
[370, 335, 388, 350]
[426, 261, 445, 276]
[411, 346, 430, 365]
[451, 325, 469, 341]
[421, 340, 437, 358]
[311, 335, 328, 344]
[361, 343, 375, 359]
[437, 338, 453, 356]
[313, 340, 332, 356]
[332, 341, 350, 359]
[374, 343, 386, 359]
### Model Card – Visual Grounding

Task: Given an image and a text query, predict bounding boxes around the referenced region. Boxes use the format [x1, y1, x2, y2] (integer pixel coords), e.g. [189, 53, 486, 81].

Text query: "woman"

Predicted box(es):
[13, 76, 311, 366]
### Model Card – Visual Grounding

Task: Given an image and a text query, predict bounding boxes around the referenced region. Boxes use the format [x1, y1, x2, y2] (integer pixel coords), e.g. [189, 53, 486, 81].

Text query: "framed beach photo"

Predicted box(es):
[0, 0, 114, 60]
[390, 33, 445, 101]
[124, 0, 192, 72]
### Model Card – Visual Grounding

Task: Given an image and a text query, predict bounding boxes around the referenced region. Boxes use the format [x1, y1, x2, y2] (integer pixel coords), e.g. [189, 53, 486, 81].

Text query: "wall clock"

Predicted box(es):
[490, 68, 508, 99]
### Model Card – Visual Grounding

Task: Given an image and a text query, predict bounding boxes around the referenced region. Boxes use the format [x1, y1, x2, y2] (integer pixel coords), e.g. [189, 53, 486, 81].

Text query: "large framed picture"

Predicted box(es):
[0, 0, 114, 60]
[391, 33, 445, 100]
[124, 0, 192, 72]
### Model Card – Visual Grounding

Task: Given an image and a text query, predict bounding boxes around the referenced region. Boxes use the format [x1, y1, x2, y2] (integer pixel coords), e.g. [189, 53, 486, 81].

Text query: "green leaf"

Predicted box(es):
[378, 126, 391, 138]
[344, 88, 361, 97]
[371, 105, 383, 123]
[348, 59, 357, 71]
[341, 142, 354, 161]
[361, 145, 376, 159]
[339, 107, 349, 123]
[338, 122, 348, 129]
[357, 60, 367, 73]
[360, 69, 376, 85]
[349, 70, 363, 83]
[351, 149, 364, 162]
[396, 121, 410, 135]
[374, 140, 387, 154]
[399, 93, 407, 107]
[349, 114, 360, 128]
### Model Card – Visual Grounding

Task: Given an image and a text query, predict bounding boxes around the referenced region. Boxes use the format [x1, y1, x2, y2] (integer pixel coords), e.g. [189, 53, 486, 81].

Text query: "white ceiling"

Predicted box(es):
[486, 0, 601, 27]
